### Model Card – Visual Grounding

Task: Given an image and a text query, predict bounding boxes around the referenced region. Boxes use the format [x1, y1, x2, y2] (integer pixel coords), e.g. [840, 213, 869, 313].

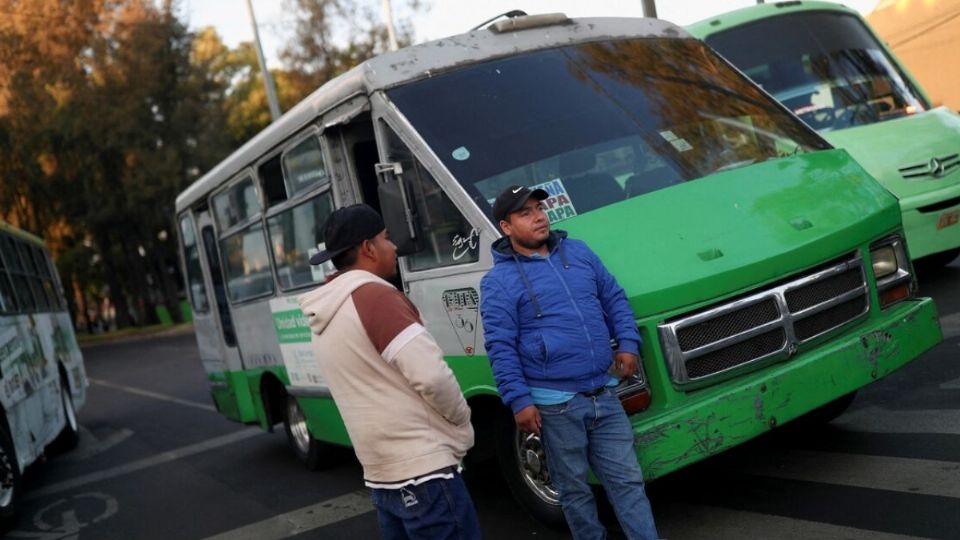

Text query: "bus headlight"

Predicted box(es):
[870, 235, 914, 308]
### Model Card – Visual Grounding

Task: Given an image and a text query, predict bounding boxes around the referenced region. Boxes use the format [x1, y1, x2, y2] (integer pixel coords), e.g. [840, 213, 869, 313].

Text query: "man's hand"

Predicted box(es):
[614, 352, 639, 378]
[514, 405, 542, 436]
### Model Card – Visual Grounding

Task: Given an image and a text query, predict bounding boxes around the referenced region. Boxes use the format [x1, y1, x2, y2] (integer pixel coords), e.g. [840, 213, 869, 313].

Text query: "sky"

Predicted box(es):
[180, 0, 881, 68]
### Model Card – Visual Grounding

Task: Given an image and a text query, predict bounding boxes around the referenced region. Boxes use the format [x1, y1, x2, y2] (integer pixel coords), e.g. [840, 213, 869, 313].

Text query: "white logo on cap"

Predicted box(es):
[512, 187, 523, 194]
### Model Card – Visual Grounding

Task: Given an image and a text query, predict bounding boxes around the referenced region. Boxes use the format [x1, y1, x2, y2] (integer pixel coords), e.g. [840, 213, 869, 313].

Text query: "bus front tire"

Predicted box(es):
[49, 374, 80, 454]
[283, 395, 329, 471]
[495, 411, 566, 528]
[0, 422, 20, 531]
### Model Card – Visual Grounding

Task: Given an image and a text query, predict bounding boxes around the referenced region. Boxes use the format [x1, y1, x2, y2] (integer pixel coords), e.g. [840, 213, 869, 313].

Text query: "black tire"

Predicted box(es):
[494, 410, 566, 528]
[49, 373, 80, 454]
[0, 422, 21, 532]
[283, 395, 331, 470]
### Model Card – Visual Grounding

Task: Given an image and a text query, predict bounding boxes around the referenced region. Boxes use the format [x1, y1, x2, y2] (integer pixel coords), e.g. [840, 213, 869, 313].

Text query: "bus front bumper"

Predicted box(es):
[633, 297, 942, 480]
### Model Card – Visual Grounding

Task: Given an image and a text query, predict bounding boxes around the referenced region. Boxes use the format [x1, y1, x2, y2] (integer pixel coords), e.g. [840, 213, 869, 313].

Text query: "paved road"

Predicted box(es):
[7, 261, 960, 539]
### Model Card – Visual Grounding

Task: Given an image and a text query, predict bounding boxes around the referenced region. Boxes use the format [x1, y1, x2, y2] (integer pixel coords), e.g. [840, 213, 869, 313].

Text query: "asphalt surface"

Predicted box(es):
[6, 260, 960, 539]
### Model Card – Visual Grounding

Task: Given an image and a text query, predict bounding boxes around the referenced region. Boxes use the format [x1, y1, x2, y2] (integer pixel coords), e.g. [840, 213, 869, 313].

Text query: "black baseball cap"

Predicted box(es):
[309, 204, 385, 265]
[492, 185, 549, 223]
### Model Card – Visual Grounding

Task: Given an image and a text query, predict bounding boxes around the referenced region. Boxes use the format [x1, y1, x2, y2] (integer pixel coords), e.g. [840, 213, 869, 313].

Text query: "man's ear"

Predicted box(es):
[499, 218, 512, 236]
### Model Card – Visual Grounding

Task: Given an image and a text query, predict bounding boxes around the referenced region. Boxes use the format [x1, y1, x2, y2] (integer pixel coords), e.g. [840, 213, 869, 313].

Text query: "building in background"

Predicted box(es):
[869, 0, 960, 109]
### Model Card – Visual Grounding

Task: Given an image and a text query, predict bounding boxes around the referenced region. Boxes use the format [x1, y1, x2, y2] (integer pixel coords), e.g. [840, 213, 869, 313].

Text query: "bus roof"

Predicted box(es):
[0, 220, 45, 246]
[687, 1, 859, 38]
[175, 15, 689, 213]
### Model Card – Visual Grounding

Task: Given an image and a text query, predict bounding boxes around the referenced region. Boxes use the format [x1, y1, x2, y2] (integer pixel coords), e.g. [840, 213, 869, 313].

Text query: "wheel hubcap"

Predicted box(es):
[515, 431, 560, 505]
[287, 399, 311, 454]
[63, 387, 77, 432]
[0, 445, 13, 508]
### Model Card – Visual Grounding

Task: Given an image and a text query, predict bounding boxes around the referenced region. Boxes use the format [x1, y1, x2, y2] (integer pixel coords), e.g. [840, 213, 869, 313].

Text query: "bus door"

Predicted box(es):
[185, 210, 248, 420]
[371, 111, 496, 362]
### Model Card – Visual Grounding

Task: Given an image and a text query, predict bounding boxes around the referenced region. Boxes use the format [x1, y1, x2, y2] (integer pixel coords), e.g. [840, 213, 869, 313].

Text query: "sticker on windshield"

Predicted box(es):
[659, 130, 693, 152]
[451, 146, 470, 161]
[531, 178, 577, 224]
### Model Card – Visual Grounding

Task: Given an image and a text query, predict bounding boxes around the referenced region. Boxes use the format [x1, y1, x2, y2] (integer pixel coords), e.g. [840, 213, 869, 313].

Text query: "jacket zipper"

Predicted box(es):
[546, 249, 596, 367]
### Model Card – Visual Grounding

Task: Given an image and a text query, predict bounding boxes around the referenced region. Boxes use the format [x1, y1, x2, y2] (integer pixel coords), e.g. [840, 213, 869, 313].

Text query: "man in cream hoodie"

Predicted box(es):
[298, 204, 479, 540]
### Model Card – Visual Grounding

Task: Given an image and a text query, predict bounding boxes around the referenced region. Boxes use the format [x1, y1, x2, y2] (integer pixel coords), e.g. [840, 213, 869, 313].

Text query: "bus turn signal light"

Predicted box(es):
[880, 283, 911, 308]
[620, 388, 652, 415]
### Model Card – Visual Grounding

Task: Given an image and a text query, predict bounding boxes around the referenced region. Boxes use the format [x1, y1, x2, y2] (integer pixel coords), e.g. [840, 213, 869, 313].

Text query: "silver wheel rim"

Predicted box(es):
[62, 385, 78, 433]
[515, 431, 561, 505]
[287, 398, 311, 455]
[0, 442, 13, 508]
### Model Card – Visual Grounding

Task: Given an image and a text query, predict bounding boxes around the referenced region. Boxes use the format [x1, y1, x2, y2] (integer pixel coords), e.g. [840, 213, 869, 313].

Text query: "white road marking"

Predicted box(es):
[25, 428, 261, 501]
[90, 378, 216, 412]
[940, 375, 960, 390]
[658, 503, 927, 540]
[740, 449, 960, 499]
[835, 407, 960, 435]
[202, 490, 374, 540]
[63, 427, 134, 462]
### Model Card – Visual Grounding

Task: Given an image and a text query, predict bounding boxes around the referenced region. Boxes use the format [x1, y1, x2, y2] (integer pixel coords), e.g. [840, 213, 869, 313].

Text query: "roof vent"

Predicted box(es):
[489, 13, 570, 34]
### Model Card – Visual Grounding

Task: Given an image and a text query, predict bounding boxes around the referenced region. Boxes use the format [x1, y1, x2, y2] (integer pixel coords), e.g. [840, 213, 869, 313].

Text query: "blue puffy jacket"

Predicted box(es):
[480, 230, 641, 414]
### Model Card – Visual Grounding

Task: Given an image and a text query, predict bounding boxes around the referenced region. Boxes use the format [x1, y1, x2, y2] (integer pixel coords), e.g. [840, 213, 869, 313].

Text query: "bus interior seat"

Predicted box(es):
[559, 152, 625, 213]
[625, 166, 683, 198]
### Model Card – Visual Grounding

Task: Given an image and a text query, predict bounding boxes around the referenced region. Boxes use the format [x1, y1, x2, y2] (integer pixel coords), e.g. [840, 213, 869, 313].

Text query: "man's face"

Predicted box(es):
[500, 197, 550, 250]
[367, 229, 398, 279]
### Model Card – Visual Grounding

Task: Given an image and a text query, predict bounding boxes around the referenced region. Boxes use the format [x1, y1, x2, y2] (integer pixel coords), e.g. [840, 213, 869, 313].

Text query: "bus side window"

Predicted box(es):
[179, 214, 210, 313]
[381, 125, 480, 271]
[3, 236, 37, 312]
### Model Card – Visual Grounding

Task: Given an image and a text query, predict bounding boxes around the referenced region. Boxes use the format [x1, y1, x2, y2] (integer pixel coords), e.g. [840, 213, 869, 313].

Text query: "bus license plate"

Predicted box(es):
[937, 209, 960, 230]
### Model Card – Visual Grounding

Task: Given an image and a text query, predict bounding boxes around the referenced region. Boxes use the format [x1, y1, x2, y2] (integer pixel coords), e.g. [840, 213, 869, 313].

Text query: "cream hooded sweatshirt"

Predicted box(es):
[298, 269, 473, 483]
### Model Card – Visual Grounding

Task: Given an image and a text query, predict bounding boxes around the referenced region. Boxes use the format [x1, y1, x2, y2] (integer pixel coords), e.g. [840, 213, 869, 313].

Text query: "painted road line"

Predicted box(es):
[658, 502, 927, 540]
[63, 427, 135, 462]
[740, 450, 960, 499]
[90, 378, 216, 412]
[25, 428, 261, 501]
[940, 375, 960, 390]
[836, 407, 960, 435]
[202, 490, 374, 540]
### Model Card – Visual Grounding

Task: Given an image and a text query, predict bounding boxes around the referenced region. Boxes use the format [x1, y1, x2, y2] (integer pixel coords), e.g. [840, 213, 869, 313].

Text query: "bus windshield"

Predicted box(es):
[704, 11, 928, 133]
[387, 38, 828, 222]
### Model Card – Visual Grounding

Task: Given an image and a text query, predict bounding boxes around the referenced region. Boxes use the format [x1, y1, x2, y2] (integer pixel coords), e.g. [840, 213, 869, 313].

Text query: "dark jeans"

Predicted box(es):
[538, 389, 659, 540]
[371, 471, 482, 540]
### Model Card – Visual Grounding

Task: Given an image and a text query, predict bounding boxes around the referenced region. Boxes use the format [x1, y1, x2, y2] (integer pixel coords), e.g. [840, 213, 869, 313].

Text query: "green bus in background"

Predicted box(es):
[175, 13, 943, 527]
[688, 1, 960, 265]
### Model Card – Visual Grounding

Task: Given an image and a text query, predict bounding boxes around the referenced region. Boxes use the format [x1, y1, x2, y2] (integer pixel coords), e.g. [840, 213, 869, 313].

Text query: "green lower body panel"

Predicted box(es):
[632, 297, 942, 480]
[300, 397, 352, 447]
[209, 371, 258, 423]
[900, 186, 960, 259]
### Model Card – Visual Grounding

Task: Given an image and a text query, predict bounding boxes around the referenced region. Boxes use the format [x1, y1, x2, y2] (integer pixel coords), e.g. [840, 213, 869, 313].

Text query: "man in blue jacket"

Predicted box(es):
[480, 185, 658, 540]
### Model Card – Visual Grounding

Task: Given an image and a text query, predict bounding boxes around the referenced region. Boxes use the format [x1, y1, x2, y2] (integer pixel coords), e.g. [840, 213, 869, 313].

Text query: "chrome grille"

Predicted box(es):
[898, 154, 960, 180]
[659, 254, 869, 387]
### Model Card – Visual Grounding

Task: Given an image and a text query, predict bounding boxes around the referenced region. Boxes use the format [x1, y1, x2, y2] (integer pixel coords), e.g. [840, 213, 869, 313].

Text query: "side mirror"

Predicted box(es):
[376, 162, 422, 257]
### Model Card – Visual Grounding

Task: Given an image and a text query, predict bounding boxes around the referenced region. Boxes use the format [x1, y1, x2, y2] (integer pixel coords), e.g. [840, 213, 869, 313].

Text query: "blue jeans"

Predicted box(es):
[371, 471, 482, 540]
[538, 389, 658, 540]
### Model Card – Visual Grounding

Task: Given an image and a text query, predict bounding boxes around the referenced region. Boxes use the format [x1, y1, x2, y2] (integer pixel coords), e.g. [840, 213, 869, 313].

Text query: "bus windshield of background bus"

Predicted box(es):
[387, 38, 827, 224]
[706, 12, 928, 133]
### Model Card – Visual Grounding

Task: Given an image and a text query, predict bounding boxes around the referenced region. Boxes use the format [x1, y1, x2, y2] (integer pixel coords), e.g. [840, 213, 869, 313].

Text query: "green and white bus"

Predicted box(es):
[0, 222, 86, 526]
[175, 14, 942, 525]
[688, 1, 960, 265]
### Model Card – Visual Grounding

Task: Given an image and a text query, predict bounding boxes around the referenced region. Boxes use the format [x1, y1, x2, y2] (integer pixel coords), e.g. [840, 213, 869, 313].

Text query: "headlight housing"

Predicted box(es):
[870, 235, 914, 308]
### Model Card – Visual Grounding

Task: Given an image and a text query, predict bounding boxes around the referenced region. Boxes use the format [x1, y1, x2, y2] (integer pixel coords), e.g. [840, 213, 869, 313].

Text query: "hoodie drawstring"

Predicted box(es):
[558, 238, 570, 270]
[512, 254, 543, 318]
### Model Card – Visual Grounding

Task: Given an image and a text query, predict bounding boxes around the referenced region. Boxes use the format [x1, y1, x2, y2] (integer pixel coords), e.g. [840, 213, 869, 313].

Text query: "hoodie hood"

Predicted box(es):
[298, 269, 390, 335]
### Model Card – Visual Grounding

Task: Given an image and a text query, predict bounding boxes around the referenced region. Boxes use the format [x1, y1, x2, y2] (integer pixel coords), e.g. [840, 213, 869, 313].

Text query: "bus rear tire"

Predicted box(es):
[0, 422, 20, 531]
[495, 411, 566, 528]
[49, 373, 80, 454]
[283, 395, 329, 471]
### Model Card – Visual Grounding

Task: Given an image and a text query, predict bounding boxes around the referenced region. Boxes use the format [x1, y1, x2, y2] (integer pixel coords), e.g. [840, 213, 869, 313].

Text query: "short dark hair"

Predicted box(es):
[331, 245, 360, 270]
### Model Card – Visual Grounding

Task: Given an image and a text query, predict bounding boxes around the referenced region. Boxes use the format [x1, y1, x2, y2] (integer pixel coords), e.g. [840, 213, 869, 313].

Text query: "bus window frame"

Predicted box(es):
[372, 94, 494, 282]
[209, 170, 277, 306]
[177, 209, 212, 314]
[261, 125, 343, 293]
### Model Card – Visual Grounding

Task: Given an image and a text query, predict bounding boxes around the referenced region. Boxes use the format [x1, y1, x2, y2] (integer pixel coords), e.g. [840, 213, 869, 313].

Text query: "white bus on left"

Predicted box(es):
[0, 221, 87, 529]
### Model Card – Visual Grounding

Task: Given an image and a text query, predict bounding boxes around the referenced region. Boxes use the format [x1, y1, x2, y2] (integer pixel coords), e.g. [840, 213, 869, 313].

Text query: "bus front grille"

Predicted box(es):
[658, 254, 868, 388]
